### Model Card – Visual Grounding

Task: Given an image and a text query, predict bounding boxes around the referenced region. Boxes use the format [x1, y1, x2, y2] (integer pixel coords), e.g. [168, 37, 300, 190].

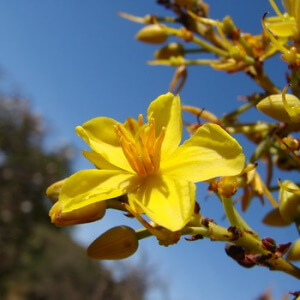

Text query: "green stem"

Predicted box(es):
[226, 122, 276, 135]
[182, 219, 300, 280]
[192, 36, 229, 57]
[222, 196, 240, 227]
[249, 68, 280, 94]
[221, 97, 263, 124]
[250, 134, 274, 163]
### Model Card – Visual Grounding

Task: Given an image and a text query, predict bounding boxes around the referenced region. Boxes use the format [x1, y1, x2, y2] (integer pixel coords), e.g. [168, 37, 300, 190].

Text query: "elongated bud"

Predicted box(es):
[46, 179, 66, 202]
[87, 226, 138, 260]
[154, 43, 184, 60]
[136, 24, 168, 44]
[287, 239, 300, 261]
[49, 201, 106, 226]
[257, 93, 300, 123]
[279, 180, 300, 223]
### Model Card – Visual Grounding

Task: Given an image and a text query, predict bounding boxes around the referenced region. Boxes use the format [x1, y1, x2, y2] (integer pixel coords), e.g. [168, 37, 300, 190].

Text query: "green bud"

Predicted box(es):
[87, 226, 138, 260]
[154, 43, 184, 60]
[136, 24, 168, 44]
[287, 239, 300, 261]
[279, 180, 300, 223]
[257, 93, 300, 123]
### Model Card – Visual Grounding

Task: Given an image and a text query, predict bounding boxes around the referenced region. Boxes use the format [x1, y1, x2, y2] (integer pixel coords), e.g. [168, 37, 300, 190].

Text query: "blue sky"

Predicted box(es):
[0, 1, 299, 299]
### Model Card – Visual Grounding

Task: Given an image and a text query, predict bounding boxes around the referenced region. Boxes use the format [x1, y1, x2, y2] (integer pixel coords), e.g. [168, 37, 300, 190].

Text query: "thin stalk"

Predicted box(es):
[135, 228, 152, 240]
[182, 220, 300, 280]
[222, 196, 240, 227]
[192, 36, 229, 57]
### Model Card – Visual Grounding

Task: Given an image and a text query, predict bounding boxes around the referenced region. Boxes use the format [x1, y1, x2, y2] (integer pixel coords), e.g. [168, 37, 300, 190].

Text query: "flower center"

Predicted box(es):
[114, 115, 165, 177]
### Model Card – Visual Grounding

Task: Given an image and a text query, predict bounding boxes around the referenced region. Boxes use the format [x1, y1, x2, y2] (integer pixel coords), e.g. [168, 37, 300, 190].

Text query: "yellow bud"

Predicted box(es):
[222, 16, 236, 37]
[49, 201, 106, 226]
[281, 136, 299, 150]
[46, 179, 66, 202]
[136, 24, 168, 44]
[279, 180, 300, 223]
[229, 46, 245, 60]
[154, 43, 184, 60]
[263, 208, 291, 226]
[257, 93, 300, 123]
[287, 239, 300, 261]
[87, 226, 138, 260]
[281, 47, 298, 64]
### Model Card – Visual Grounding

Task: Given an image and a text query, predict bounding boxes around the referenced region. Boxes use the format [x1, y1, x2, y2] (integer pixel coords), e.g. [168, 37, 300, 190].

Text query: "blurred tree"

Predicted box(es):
[0, 97, 147, 299]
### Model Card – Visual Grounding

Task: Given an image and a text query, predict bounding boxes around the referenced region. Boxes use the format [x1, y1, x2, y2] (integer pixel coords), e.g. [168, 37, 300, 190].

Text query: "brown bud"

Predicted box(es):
[87, 226, 138, 260]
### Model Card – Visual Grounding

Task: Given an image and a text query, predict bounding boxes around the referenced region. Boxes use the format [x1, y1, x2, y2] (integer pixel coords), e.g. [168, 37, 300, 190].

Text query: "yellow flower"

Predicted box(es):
[265, 0, 300, 38]
[53, 93, 245, 231]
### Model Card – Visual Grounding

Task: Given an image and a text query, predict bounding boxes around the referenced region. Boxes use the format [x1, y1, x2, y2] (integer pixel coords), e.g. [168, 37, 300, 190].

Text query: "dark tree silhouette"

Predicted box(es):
[0, 97, 147, 300]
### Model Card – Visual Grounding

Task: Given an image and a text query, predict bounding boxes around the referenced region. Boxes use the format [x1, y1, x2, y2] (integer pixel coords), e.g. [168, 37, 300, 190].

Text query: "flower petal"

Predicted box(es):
[128, 175, 195, 231]
[161, 123, 245, 182]
[76, 117, 132, 172]
[147, 93, 182, 160]
[82, 150, 128, 171]
[59, 169, 135, 212]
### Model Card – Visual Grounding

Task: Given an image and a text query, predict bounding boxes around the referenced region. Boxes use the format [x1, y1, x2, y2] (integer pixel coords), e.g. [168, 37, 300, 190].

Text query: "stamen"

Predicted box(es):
[139, 136, 155, 174]
[138, 114, 144, 126]
[118, 137, 139, 174]
[127, 142, 147, 176]
[115, 118, 165, 177]
[115, 123, 135, 144]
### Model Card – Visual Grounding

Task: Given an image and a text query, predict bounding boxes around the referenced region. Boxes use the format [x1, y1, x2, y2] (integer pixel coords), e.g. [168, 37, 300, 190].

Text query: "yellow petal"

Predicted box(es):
[128, 175, 195, 231]
[147, 93, 182, 160]
[82, 150, 125, 171]
[161, 123, 245, 182]
[265, 19, 297, 37]
[76, 117, 132, 172]
[59, 169, 135, 212]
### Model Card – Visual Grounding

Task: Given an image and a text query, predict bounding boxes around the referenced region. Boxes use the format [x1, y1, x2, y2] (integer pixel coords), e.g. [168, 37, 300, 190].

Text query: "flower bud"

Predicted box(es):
[46, 179, 66, 202]
[257, 93, 300, 123]
[136, 24, 168, 44]
[154, 43, 184, 60]
[87, 226, 138, 260]
[49, 200, 106, 226]
[281, 47, 298, 64]
[263, 208, 291, 226]
[222, 16, 236, 37]
[287, 239, 300, 261]
[279, 180, 300, 223]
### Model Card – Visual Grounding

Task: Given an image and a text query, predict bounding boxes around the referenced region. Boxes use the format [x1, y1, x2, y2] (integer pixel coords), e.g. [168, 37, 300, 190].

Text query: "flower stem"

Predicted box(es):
[222, 196, 240, 227]
[183, 219, 300, 280]
[135, 228, 152, 240]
